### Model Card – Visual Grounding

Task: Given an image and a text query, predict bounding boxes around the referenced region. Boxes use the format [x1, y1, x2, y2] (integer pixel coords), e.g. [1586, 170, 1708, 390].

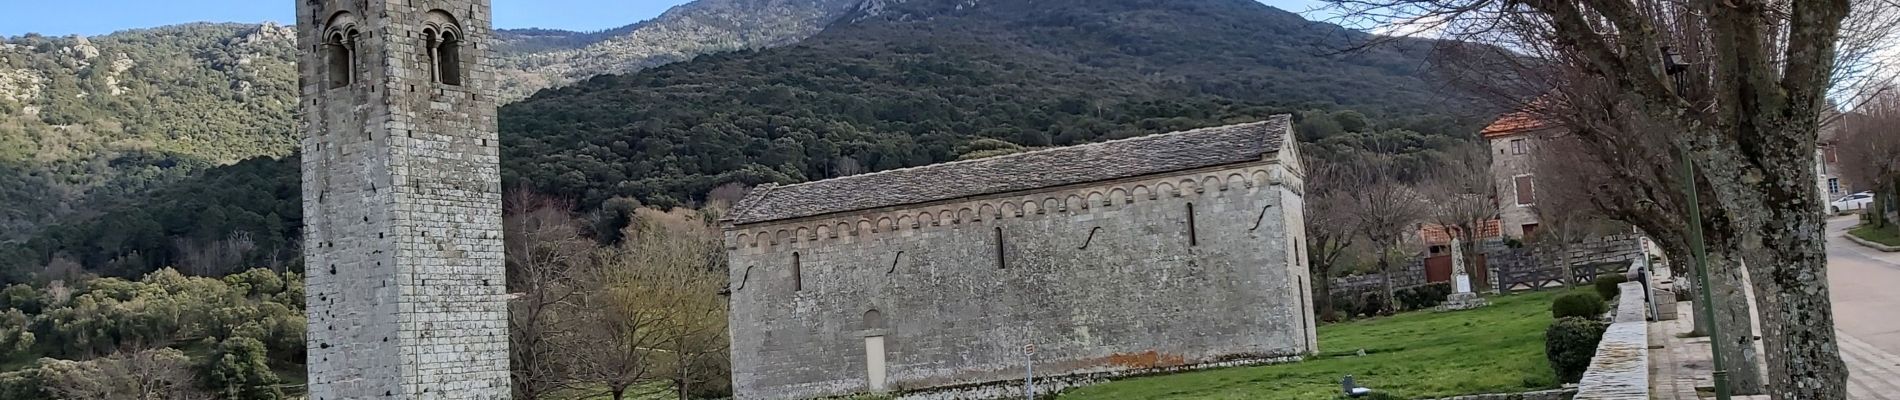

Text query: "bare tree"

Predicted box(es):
[174, 232, 257, 277]
[1346, 150, 1430, 315]
[1422, 144, 1499, 280]
[1304, 153, 1362, 322]
[40, 348, 211, 400]
[705, 183, 751, 210]
[567, 207, 730, 400]
[1530, 112, 1766, 393]
[1836, 87, 1900, 225]
[1324, 0, 1878, 394]
[503, 189, 592, 400]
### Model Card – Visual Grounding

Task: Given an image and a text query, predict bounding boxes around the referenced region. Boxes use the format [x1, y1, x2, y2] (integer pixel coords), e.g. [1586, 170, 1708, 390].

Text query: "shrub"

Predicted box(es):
[1593, 274, 1629, 300]
[1546, 316, 1609, 383]
[0, 368, 49, 400]
[205, 337, 283, 400]
[1551, 292, 1607, 319]
[1359, 292, 1392, 316]
[1394, 282, 1453, 311]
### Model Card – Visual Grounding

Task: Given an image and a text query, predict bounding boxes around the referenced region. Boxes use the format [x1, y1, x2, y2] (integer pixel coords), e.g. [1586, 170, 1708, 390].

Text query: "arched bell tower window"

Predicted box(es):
[323, 12, 359, 89]
[423, 10, 464, 86]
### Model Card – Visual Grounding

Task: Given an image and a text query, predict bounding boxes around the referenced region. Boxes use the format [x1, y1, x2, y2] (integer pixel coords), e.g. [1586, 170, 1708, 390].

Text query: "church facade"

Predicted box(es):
[722, 116, 1314, 399]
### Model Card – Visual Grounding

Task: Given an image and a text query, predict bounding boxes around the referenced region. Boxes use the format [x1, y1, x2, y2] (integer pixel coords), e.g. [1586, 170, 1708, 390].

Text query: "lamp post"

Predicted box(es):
[1664, 46, 1731, 400]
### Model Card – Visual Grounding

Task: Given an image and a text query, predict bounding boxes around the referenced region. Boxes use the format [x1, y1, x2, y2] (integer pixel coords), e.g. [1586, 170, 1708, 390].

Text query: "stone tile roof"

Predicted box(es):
[727, 115, 1291, 225]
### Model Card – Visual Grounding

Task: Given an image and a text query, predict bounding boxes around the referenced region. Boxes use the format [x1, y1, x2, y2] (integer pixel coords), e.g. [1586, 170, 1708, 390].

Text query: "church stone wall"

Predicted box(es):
[725, 161, 1313, 399]
[300, 0, 508, 398]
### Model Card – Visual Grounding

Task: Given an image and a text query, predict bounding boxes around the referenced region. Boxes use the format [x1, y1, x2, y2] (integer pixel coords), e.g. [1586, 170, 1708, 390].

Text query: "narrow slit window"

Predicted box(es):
[994, 227, 1006, 269]
[792, 252, 802, 292]
[1186, 203, 1198, 246]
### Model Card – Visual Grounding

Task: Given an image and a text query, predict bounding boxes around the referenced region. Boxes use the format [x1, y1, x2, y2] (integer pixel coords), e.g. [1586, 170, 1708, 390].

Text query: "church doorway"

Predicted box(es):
[865, 336, 887, 392]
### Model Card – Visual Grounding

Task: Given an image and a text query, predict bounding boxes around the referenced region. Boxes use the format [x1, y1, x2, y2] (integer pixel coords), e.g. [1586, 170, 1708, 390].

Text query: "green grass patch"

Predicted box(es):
[1058, 290, 1575, 399]
[1850, 224, 1900, 246]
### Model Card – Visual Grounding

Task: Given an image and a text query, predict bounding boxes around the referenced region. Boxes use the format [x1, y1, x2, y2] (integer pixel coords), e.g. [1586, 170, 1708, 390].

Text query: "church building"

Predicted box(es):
[722, 116, 1314, 399]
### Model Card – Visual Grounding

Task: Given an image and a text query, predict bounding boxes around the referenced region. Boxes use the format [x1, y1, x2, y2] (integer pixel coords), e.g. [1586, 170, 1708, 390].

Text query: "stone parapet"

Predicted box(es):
[1572, 282, 1650, 399]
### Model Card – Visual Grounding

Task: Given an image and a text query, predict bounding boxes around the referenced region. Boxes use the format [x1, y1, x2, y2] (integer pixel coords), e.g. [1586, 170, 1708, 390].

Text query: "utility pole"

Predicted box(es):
[1666, 47, 1730, 400]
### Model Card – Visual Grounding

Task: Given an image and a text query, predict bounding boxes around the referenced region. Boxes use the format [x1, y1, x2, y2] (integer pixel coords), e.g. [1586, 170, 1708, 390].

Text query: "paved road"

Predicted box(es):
[1823, 216, 1900, 399]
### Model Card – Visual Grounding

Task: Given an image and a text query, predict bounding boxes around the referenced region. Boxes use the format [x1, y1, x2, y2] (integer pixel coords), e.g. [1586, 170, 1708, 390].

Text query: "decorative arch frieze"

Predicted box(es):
[725, 164, 1292, 253]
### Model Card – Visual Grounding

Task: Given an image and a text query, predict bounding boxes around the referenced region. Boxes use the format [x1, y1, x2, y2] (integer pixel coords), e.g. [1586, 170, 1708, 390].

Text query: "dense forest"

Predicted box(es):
[0, 268, 305, 399]
[0, 0, 1496, 285]
[500, 0, 1493, 209]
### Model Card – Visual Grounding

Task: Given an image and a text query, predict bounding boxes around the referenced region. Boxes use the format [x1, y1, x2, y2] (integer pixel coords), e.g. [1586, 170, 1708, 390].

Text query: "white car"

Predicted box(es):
[1831, 191, 1874, 214]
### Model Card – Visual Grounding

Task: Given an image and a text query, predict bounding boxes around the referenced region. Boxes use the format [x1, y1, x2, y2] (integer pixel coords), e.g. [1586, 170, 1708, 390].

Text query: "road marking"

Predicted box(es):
[1838, 330, 1900, 400]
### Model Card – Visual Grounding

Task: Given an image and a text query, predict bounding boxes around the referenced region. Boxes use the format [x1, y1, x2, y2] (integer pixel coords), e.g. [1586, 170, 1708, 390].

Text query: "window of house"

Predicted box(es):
[1510, 139, 1528, 155]
[1829, 178, 1841, 195]
[792, 252, 802, 292]
[1514, 174, 1536, 205]
[1522, 223, 1540, 237]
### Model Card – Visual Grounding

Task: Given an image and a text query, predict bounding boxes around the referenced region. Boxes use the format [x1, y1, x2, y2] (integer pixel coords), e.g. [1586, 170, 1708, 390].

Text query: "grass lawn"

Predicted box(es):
[1850, 223, 1900, 246]
[1057, 290, 1574, 400]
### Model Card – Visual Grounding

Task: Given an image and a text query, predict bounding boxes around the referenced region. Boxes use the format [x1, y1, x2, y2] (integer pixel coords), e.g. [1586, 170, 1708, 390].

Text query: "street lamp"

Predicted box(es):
[1663, 46, 1731, 400]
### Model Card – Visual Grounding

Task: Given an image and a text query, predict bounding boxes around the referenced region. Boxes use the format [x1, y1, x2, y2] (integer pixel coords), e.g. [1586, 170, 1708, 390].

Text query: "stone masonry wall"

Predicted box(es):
[301, 0, 509, 398]
[724, 161, 1314, 399]
[1489, 134, 1539, 238]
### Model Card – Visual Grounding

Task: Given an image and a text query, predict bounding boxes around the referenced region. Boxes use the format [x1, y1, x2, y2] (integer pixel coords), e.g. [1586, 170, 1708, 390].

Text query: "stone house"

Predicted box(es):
[721, 117, 1314, 399]
[1483, 112, 1558, 239]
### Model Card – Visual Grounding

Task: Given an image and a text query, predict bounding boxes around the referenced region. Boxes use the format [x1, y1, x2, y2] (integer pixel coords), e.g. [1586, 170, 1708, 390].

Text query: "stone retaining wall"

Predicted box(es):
[1428, 388, 1576, 400]
[1572, 282, 1650, 399]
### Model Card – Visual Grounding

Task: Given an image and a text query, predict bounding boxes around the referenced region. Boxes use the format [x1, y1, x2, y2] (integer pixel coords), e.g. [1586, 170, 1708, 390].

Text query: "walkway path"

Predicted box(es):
[1646, 216, 1900, 399]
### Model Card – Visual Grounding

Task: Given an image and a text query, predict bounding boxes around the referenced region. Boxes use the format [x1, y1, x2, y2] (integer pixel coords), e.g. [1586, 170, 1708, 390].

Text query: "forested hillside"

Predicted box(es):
[0, 0, 868, 247]
[500, 0, 1491, 209]
[0, 24, 298, 245]
[1, 0, 1497, 283]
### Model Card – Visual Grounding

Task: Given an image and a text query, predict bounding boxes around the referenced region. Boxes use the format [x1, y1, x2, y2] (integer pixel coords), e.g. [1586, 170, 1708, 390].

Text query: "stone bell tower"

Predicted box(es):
[297, 0, 508, 398]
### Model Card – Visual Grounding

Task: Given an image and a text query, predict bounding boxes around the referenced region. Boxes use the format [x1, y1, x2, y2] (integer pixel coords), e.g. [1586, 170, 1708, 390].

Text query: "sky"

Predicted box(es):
[0, 0, 1331, 37]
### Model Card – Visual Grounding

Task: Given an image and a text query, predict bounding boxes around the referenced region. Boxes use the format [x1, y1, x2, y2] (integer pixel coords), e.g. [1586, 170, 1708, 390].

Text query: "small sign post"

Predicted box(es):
[1023, 343, 1036, 399]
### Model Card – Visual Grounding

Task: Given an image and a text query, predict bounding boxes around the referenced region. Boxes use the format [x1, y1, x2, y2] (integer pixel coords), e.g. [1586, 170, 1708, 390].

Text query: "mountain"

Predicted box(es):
[493, 0, 866, 101]
[0, 23, 299, 245]
[0, 0, 1497, 282]
[0, 0, 863, 246]
[498, 0, 1491, 208]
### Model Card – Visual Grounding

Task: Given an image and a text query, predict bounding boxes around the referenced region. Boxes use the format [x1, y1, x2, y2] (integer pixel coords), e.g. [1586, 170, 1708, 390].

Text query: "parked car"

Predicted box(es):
[1831, 191, 1875, 214]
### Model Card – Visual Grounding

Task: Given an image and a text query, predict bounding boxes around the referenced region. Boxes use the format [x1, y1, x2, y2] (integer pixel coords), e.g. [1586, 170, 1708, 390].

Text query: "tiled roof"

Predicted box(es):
[1481, 112, 1548, 139]
[727, 116, 1292, 225]
[1419, 219, 1503, 245]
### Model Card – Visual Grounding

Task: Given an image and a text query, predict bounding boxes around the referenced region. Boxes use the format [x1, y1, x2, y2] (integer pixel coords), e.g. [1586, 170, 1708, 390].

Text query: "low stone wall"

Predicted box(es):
[1428, 388, 1576, 400]
[1571, 282, 1650, 399]
[891, 354, 1302, 400]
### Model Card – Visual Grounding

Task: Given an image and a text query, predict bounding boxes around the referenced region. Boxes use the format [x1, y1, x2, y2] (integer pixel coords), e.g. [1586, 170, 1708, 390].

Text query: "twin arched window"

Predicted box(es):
[323, 12, 360, 89]
[321, 10, 463, 89]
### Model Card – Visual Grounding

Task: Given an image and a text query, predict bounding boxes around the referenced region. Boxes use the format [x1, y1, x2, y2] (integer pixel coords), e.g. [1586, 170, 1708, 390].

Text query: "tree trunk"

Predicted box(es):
[1314, 271, 1336, 322]
[1705, 249, 1764, 394]
[1378, 255, 1397, 315]
[1740, 216, 1844, 399]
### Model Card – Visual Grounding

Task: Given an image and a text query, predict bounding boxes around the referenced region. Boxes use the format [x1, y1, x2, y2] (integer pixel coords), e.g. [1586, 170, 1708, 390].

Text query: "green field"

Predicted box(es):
[1058, 290, 1572, 399]
[1851, 223, 1900, 246]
